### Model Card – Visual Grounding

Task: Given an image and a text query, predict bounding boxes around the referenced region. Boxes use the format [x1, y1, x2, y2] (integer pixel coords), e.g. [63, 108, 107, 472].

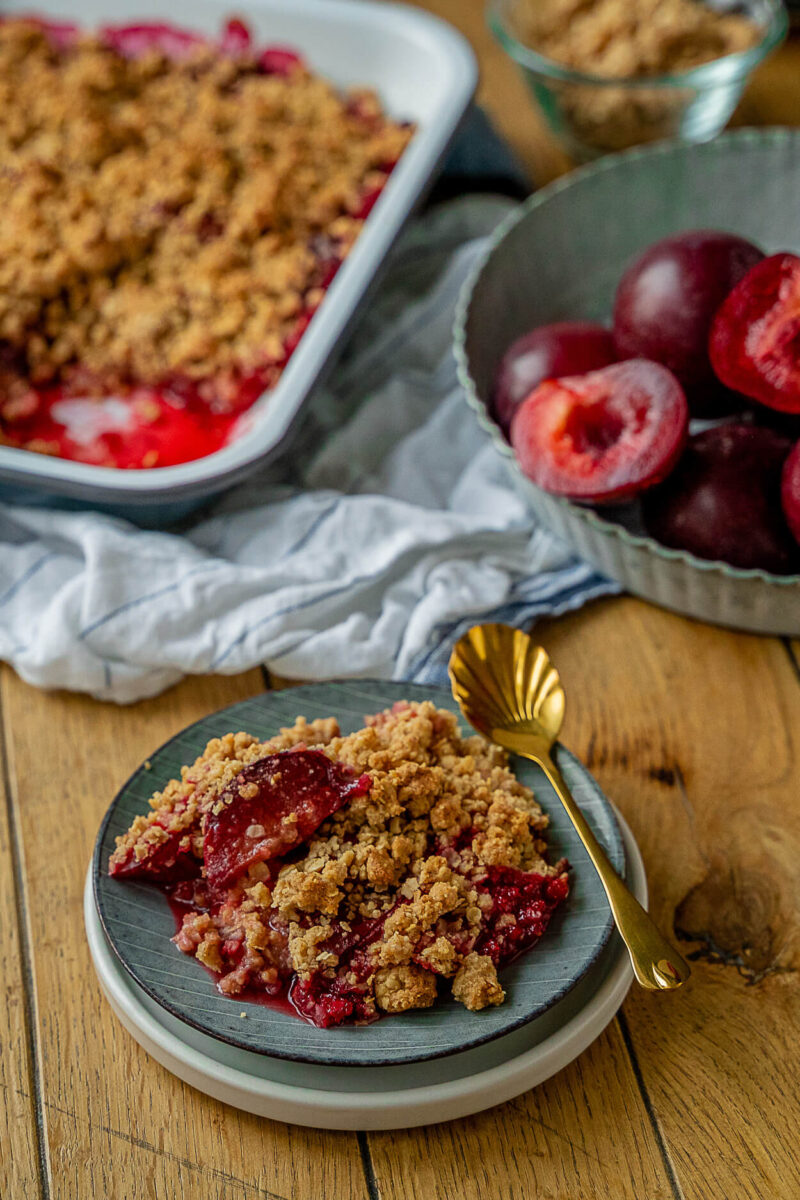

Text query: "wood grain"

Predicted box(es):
[539, 598, 800, 1200]
[0, 712, 42, 1200]
[0, 667, 368, 1200]
[367, 1022, 676, 1199]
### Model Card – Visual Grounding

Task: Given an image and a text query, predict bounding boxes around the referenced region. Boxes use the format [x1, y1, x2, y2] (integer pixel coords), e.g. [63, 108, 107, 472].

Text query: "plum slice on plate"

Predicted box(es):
[108, 798, 202, 882]
[613, 230, 764, 417]
[491, 322, 617, 435]
[643, 424, 798, 574]
[510, 359, 689, 503]
[203, 749, 371, 890]
[710, 253, 800, 414]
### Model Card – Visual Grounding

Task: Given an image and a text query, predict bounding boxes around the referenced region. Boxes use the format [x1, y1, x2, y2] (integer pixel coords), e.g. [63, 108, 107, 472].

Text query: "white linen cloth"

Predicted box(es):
[0, 198, 617, 703]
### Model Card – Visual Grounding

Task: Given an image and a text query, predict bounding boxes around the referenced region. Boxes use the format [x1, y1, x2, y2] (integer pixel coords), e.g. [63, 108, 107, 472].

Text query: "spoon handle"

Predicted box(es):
[535, 752, 691, 991]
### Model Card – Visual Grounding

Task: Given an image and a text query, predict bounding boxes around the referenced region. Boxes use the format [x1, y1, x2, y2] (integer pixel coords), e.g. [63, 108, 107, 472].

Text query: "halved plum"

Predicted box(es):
[710, 253, 800, 414]
[643, 424, 798, 573]
[781, 441, 800, 547]
[613, 230, 764, 416]
[510, 359, 689, 503]
[491, 322, 617, 435]
[203, 750, 371, 890]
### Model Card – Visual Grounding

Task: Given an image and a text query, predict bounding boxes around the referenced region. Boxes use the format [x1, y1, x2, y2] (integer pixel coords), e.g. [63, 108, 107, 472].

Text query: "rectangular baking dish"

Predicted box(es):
[0, 0, 477, 516]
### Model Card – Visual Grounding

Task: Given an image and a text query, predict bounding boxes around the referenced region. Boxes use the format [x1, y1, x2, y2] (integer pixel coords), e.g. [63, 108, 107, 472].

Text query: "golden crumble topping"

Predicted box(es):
[0, 18, 412, 443]
[110, 701, 569, 1026]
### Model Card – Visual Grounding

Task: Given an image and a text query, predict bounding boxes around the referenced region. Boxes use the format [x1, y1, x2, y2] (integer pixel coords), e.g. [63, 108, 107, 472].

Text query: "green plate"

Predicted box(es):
[93, 680, 624, 1067]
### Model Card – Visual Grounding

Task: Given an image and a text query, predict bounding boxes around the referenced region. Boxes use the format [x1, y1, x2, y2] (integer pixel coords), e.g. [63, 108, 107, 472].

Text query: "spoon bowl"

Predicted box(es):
[449, 623, 690, 992]
[449, 622, 565, 750]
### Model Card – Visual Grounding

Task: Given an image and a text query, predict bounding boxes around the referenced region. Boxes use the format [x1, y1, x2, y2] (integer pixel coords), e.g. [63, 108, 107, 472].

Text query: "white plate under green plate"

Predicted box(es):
[93, 680, 624, 1068]
[84, 805, 644, 1129]
[455, 127, 800, 634]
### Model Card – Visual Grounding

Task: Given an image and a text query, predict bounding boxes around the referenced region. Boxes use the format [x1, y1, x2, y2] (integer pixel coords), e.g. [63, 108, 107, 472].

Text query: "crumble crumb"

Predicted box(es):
[374, 964, 438, 1013]
[452, 952, 506, 1011]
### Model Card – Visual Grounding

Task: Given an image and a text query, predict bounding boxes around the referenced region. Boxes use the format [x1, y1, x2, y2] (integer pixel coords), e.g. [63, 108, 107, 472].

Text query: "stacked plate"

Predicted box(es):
[86, 681, 644, 1130]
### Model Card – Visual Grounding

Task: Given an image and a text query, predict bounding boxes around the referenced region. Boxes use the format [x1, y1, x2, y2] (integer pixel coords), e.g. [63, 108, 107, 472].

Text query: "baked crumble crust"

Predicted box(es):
[110, 701, 569, 1025]
[0, 18, 412, 447]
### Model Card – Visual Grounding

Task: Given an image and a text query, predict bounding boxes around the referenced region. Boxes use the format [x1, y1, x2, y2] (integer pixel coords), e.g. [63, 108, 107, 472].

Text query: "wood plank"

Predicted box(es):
[736, 40, 800, 128]
[0, 714, 42, 1200]
[1, 667, 368, 1200]
[368, 1022, 676, 1199]
[537, 597, 800, 1200]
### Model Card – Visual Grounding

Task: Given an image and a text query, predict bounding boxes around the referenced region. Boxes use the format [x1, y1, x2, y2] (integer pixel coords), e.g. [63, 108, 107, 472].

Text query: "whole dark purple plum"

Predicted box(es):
[643, 424, 798, 574]
[613, 230, 764, 417]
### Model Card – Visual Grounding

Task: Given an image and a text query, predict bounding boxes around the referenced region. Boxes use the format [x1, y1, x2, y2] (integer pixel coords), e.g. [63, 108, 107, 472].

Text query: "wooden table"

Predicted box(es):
[3, 6, 800, 1199]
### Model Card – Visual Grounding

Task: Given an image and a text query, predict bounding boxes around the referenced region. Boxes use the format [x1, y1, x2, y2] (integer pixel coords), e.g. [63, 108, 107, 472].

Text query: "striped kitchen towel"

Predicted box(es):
[0, 196, 618, 703]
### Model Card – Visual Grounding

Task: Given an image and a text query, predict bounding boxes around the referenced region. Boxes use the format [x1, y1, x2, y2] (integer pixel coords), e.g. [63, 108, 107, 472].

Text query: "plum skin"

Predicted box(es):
[643, 424, 798, 575]
[510, 358, 689, 504]
[613, 230, 764, 415]
[491, 322, 617, 435]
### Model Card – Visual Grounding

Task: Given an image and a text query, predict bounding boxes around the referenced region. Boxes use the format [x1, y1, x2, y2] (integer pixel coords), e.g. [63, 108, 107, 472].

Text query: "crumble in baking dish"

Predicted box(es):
[0, 16, 412, 467]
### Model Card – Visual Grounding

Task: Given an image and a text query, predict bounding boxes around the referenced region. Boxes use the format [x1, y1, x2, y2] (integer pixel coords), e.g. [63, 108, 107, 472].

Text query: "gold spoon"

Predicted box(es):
[448, 622, 690, 991]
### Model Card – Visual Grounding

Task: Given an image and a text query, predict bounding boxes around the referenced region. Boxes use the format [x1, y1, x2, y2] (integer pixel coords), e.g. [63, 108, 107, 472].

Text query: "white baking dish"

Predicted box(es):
[0, 0, 477, 514]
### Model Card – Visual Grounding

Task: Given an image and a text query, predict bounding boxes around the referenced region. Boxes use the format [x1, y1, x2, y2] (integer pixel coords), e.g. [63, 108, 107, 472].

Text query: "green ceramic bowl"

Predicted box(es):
[454, 129, 800, 635]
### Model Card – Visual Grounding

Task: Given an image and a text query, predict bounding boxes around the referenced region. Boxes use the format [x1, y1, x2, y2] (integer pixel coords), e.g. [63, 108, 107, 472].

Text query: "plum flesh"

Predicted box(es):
[643, 424, 798, 574]
[510, 359, 688, 503]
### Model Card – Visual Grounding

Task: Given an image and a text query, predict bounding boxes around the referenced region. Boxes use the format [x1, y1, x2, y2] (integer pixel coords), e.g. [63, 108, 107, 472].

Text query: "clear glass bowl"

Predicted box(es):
[489, 0, 788, 162]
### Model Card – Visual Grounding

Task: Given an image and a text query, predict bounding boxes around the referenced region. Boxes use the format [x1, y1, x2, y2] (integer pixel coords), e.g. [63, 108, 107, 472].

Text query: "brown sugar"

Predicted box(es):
[513, 0, 759, 79]
[510, 0, 761, 155]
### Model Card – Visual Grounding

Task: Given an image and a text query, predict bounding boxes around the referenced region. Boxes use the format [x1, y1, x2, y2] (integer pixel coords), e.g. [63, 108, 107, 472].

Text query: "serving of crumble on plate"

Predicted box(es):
[0, 15, 412, 468]
[93, 681, 623, 1066]
[109, 698, 570, 1025]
